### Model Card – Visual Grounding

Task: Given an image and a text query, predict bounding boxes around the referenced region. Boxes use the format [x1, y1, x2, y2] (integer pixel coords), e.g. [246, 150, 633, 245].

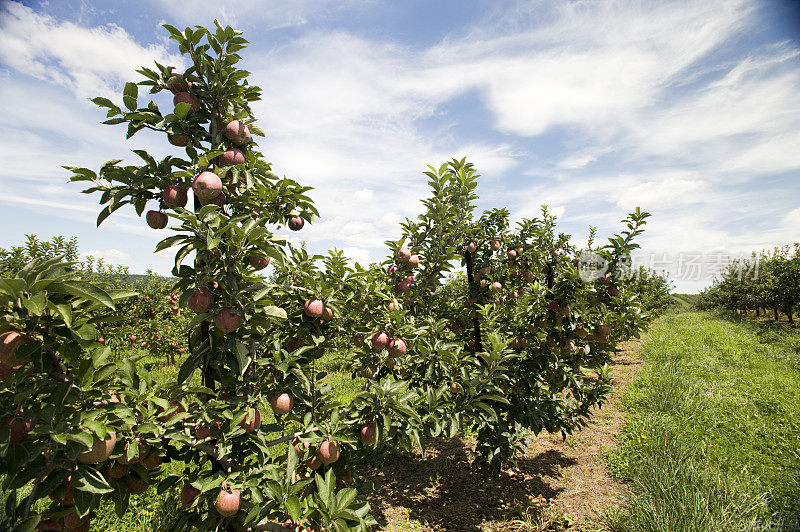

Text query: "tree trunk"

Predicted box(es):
[774, 308, 780, 321]
[755, 307, 760, 316]
[464, 250, 482, 352]
[787, 309, 794, 324]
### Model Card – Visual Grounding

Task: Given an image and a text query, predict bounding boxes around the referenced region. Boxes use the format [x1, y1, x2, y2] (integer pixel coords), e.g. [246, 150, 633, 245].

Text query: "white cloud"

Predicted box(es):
[615, 176, 709, 210]
[558, 153, 597, 170]
[144, 0, 368, 28]
[339, 246, 374, 267]
[82, 248, 132, 264]
[0, 2, 183, 99]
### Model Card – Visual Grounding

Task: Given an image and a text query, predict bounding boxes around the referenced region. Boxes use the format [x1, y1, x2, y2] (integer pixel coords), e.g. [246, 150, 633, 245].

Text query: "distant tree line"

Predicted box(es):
[698, 244, 800, 323]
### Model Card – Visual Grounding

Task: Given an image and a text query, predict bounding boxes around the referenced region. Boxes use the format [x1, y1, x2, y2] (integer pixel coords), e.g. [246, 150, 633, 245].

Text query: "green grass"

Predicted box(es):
[608, 311, 800, 531]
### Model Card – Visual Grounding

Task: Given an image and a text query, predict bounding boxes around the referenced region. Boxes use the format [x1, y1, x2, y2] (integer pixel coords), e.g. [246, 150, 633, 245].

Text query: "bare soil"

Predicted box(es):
[362, 337, 646, 531]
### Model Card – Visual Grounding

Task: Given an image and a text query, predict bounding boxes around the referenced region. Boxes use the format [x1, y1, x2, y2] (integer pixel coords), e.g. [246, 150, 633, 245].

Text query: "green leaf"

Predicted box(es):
[21, 292, 47, 316]
[91, 97, 117, 110]
[174, 102, 191, 119]
[52, 302, 73, 327]
[73, 485, 99, 516]
[262, 305, 287, 320]
[0, 278, 26, 299]
[286, 495, 301, 522]
[49, 280, 116, 310]
[72, 323, 99, 341]
[123, 82, 138, 111]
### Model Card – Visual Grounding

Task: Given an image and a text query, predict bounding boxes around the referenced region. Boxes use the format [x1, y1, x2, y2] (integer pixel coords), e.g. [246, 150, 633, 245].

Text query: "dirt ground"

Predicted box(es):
[362, 338, 646, 531]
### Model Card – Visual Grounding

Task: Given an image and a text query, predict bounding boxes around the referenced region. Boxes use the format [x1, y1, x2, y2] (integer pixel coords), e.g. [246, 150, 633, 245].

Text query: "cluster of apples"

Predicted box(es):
[145, 70, 253, 230]
[389, 246, 420, 294]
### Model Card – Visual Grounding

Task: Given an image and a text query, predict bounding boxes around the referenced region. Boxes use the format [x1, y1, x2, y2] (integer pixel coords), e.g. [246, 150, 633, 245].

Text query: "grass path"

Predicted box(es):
[608, 311, 800, 531]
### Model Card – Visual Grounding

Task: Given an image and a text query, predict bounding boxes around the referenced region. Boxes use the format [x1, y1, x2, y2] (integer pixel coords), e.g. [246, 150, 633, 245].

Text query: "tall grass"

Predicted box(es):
[608, 311, 800, 531]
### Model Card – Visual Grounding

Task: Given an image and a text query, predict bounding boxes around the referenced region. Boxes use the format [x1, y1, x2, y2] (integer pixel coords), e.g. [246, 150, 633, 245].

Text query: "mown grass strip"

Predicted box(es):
[608, 311, 800, 531]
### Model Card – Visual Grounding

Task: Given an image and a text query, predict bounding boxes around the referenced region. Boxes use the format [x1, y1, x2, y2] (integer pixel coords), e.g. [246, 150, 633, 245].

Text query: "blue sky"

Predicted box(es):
[1, 0, 799, 292]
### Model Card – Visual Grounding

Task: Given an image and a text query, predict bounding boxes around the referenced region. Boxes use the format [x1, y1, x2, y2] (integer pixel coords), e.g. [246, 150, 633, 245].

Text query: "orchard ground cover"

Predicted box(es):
[608, 311, 800, 531]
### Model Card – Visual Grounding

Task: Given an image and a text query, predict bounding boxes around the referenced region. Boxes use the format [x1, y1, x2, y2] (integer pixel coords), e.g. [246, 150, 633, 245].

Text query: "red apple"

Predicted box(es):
[478, 267, 490, 277]
[371, 331, 389, 351]
[360, 421, 377, 446]
[162, 185, 188, 208]
[216, 488, 241, 517]
[304, 299, 324, 318]
[288, 216, 304, 231]
[166, 73, 190, 93]
[388, 338, 406, 357]
[408, 254, 420, 268]
[490, 240, 501, 251]
[173, 92, 201, 113]
[395, 247, 411, 263]
[219, 147, 245, 166]
[117, 442, 150, 465]
[507, 249, 517, 259]
[78, 432, 116, 464]
[195, 423, 213, 440]
[123, 474, 148, 495]
[270, 393, 293, 416]
[0, 331, 30, 367]
[215, 308, 243, 333]
[387, 265, 398, 275]
[180, 483, 200, 509]
[192, 171, 223, 202]
[188, 288, 214, 314]
[35, 519, 60, 530]
[394, 280, 411, 293]
[548, 300, 560, 312]
[293, 439, 310, 457]
[107, 461, 129, 479]
[522, 271, 535, 281]
[63, 512, 87, 529]
[248, 255, 270, 270]
[0, 362, 13, 381]
[317, 440, 340, 465]
[337, 467, 353, 489]
[168, 134, 190, 147]
[225, 120, 251, 145]
[9, 417, 34, 445]
[159, 401, 184, 422]
[466, 242, 477, 253]
[239, 407, 261, 433]
[285, 337, 304, 352]
[146, 210, 168, 229]
[490, 281, 502, 293]
[307, 454, 323, 470]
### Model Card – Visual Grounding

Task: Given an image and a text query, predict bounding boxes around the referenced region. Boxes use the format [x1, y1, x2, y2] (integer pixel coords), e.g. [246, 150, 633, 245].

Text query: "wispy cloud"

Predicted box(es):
[0, 2, 183, 99]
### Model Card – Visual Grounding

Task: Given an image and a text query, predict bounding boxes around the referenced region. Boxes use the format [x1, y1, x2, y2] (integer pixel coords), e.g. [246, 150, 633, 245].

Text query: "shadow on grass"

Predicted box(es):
[361, 437, 573, 531]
